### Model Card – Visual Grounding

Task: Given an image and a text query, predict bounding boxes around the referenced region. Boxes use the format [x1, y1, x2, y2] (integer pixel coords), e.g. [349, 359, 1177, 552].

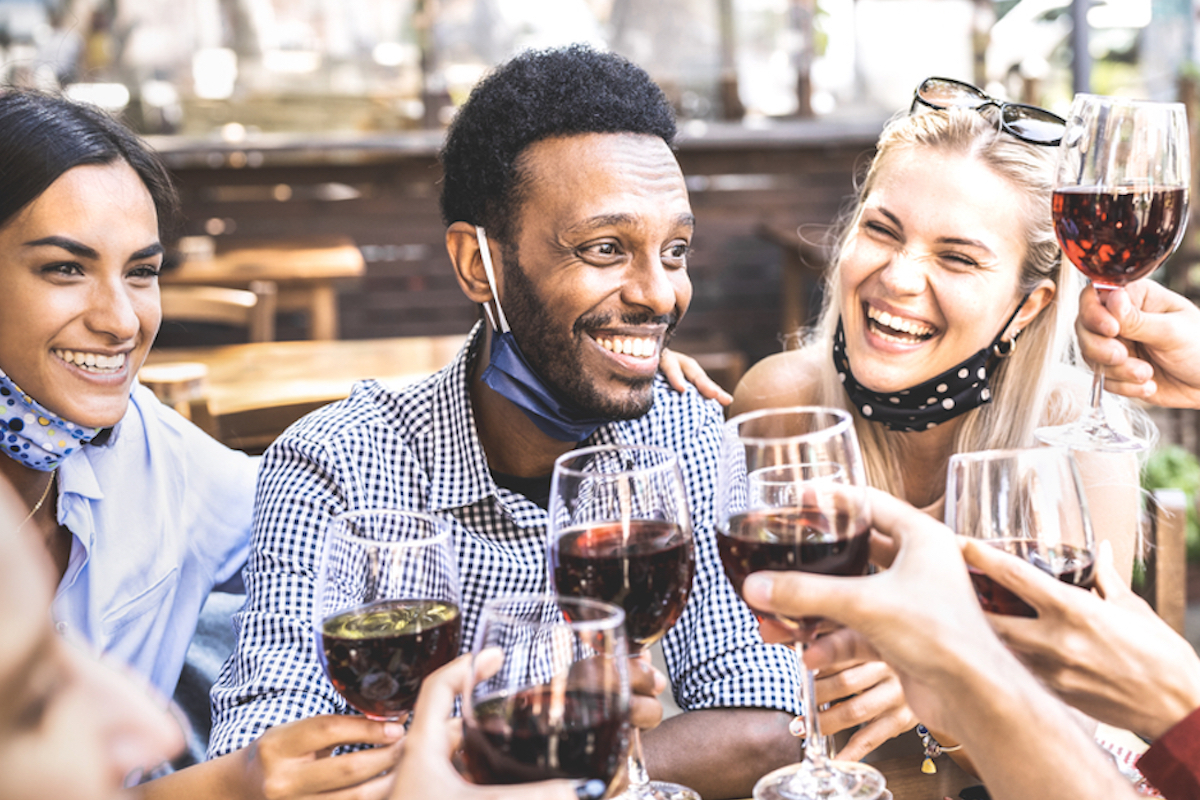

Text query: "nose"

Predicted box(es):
[86, 275, 144, 342]
[71, 647, 185, 788]
[879, 248, 931, 296]
[622, 253, 680, 318]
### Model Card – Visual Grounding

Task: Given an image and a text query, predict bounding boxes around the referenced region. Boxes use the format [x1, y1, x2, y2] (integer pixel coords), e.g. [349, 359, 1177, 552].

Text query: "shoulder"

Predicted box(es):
[730, 345, 827, 417]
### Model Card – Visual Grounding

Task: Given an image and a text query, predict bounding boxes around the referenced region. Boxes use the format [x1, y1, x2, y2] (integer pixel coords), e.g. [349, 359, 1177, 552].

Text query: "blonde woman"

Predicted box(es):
[732, 79, 1143, 759]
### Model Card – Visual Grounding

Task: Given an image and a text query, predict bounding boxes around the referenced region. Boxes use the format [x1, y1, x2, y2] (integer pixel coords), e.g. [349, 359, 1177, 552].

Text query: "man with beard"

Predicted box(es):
[209, 45, 803, 798]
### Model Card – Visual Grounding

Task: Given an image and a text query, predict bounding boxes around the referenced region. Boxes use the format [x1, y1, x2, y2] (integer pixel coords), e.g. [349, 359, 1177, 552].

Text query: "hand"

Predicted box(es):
[237, 713, 405, 800]
[629, 652, 667, 731]
[395, 655, 578, 800]
[1076, 279, 1200, 409]
[808, 645, 917, 761]
[740, 489, 1011, 739]
[658, 348, 733, 406]
[970, 538, 1200, 740]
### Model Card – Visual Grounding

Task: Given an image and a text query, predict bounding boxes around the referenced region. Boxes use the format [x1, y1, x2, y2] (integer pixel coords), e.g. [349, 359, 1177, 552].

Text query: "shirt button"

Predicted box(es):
[55, 621, 68, 634]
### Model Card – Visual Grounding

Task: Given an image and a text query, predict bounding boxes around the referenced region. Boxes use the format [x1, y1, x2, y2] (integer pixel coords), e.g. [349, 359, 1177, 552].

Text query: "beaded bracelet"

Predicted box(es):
[917, 724, 963, 774]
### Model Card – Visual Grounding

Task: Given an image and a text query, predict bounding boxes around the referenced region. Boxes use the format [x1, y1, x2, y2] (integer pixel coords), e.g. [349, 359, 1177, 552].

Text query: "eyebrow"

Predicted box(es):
[564, 212, 696, 235]
[874, 208, 996, 256]
[24, 236, 165, 262]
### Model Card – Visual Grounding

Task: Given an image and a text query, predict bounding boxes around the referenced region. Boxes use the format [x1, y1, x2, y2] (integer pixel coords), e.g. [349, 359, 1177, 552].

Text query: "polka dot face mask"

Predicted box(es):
[0, 367, 101, 471]
[832, 296, 1028, 432]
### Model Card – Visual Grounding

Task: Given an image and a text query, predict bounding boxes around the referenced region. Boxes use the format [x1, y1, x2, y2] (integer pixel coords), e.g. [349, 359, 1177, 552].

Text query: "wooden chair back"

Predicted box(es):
[1143, 488, 1189, 635]
[159, 281, 277, 343]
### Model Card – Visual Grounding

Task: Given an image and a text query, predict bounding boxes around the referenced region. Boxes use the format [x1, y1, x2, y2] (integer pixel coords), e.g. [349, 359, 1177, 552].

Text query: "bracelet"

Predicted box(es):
[917, 724, 963, 774]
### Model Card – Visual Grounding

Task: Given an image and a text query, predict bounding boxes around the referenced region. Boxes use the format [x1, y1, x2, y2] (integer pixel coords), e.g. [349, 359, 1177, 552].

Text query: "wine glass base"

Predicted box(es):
[615, 780, 700, 800]
[753, 760, 887, 800]
[1033, 421, 1150, 453]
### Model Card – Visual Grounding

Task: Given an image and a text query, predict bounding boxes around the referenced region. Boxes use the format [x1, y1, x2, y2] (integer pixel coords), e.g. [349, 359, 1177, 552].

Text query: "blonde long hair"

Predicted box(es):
[803, 108, 1091, 498]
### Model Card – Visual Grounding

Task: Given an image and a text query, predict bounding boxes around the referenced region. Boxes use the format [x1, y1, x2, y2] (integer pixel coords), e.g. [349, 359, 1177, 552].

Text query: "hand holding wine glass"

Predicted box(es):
[945, 447, 1096, 618]
[315, 509, 462, 720]
[547, 444, 697, 800]
[716, 407, 885, 800]
[461, 594, 630, 797]
[1036, 93, 1189, 451]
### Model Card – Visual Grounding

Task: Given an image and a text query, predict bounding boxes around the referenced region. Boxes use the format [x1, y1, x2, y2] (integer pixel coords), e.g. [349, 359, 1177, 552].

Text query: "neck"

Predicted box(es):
[893, 417, 965, 509]
[469, 327, 578, 477]
[1, 454, 68, 583]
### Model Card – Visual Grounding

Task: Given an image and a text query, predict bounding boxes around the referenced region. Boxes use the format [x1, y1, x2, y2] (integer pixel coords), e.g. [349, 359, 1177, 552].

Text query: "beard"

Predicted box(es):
[500, 250, 677, 421]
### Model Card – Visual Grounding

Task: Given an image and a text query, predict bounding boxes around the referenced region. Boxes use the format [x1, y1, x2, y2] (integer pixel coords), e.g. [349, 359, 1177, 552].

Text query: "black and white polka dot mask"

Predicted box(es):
[832, 298, 1027, 432]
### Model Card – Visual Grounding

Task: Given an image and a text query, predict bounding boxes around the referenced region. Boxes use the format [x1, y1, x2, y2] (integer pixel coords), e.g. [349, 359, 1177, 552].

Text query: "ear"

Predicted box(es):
[446, 221, 500, 305]
[1011, 278, 1056, 334]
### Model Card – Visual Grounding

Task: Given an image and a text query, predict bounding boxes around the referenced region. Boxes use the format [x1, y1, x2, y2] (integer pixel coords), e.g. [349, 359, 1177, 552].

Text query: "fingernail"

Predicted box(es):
[383, 722, 404, 738]
[576, 778, 607, 799]
[788, 715, 806, 737]
[742, 573, 772, 604]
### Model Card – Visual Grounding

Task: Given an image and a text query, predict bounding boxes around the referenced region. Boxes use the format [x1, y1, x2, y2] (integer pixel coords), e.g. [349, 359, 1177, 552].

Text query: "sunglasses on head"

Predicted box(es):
[910, 77, 1066, 146]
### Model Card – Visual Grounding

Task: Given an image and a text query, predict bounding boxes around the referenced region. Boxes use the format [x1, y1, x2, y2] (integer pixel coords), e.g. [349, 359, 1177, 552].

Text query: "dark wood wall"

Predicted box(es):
[156, 120, 883, 366]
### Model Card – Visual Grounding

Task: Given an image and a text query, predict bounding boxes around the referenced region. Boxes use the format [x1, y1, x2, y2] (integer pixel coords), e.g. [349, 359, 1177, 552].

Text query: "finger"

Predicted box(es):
[269, 714, 406, 757]
[813, 660, 891, 706]
[960, 537, 1070, 615]
[758, 616, 798, 644]
[408, 655, 471, 744]
[1080, 284, 1122, 338]
[288, 740, 403, 794]
[491, 780, 582, 800]
[674, 352, 734, 406]
[659, 348, 690, 394]
[816, 672, 906, 736]
[804, 628, 879, 673]
[833, 706, 918, 762]
[630, 695, 665, 731]
[629, 657, 665, 698]
[300, 771, 396, 800]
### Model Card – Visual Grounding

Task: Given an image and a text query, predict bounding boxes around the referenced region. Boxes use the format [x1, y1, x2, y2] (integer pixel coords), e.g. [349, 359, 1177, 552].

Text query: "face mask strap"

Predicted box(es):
[475, 226, 510, 334]
[993, 292, 1031, 359]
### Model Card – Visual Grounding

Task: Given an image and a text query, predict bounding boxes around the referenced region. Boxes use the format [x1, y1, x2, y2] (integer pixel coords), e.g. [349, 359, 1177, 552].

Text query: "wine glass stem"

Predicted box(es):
[627, 727, 653, 789]
[797, 642, 835, 776]
[1086, 285, 1113, 425]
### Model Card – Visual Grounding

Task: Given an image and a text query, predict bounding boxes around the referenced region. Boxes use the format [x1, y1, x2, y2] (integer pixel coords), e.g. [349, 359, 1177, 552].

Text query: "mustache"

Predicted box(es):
[574, 310, 680, 338]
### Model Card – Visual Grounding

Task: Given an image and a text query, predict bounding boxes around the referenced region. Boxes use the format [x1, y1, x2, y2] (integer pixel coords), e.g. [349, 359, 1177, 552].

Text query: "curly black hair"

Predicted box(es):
[439, 44, 677, 245]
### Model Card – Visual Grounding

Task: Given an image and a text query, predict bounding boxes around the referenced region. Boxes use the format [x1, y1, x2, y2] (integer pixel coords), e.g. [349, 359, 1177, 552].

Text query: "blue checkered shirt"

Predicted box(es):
[208, 324, 801, 757]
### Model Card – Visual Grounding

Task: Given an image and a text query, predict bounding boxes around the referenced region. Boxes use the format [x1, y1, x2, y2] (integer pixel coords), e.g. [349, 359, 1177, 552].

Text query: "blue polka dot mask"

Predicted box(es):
[832, 296, 1028, 432]
[0, 367, 101, 471]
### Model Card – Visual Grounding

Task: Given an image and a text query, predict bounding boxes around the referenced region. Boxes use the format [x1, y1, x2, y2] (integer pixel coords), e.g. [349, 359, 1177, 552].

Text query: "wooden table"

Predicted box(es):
[142, 334, 466, 452]
[161, 235, 365, 340]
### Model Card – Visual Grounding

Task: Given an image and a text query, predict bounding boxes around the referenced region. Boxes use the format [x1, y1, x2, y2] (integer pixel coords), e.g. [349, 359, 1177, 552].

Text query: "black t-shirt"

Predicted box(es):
[490, 469, 553, 510]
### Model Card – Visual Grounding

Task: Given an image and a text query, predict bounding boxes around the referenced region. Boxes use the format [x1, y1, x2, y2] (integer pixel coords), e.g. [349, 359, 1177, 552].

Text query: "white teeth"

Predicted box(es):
[866, 306, 935, 338]
[53, 349, 126, 372]
[597, 336, 657, 359]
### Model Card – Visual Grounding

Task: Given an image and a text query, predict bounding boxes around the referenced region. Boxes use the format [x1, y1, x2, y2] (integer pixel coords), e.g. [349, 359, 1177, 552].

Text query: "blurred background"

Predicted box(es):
[0, 0, 1188, 133]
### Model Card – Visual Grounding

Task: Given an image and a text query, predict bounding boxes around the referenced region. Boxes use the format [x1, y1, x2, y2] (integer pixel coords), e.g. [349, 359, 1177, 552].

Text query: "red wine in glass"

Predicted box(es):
[1053, 186, 1187, 287]
[462, 685, 629, 785]
[968, 539, 1096, 617]
[550, 520, 695, 652]
[718, 507, 870, 637]
[319, 598, 461, 719]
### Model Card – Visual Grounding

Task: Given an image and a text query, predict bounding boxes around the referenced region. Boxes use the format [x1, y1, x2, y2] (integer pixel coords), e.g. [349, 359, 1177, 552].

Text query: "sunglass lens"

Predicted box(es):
[1003, 105, 1066, 144]
[919, 77, 988, 108]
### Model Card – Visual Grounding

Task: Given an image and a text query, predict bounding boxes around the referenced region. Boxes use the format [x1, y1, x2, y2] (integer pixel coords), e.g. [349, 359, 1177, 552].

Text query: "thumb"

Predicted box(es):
[1109, 286, 1177, 347]
[742, 569, 857, 628]
[1091, 539, 1129, 602]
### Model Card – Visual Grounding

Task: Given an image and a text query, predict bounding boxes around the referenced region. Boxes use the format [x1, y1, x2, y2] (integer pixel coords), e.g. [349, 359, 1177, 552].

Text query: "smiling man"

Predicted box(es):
[209, 45, 801, 799]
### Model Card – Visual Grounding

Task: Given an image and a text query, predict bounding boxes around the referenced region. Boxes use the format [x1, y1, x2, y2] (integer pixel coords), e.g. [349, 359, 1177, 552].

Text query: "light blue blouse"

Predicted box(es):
[49, 383, 256, 698]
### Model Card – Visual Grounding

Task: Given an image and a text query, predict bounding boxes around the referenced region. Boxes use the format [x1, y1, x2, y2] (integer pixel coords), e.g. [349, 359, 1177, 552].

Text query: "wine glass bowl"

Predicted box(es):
[945, 447, 1097, 618]
[548, 444, 697, 800]
[1036, 93, 1190, 452]
[716, 407, 884, 800]
[462, 594, 630, 790]
[314, 509, 462, 720]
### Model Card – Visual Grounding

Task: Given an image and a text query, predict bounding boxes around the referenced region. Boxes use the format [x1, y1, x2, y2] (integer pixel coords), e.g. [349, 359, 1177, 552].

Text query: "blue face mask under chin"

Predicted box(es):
[0, 367, 101, 471]
[475, 227, 609, 442]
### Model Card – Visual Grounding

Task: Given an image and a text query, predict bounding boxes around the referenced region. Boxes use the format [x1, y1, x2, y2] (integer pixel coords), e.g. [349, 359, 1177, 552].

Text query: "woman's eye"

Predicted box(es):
[941, 253, 979, 269]
[864, 221, 895, 238]
[129, 264, 162, 280]
[14, 692, 50, 732]
[43, 262, 84, 277]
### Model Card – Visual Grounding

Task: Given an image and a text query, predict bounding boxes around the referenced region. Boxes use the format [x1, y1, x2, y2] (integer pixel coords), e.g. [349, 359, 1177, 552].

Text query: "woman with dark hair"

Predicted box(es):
[0, 90, 414, 799]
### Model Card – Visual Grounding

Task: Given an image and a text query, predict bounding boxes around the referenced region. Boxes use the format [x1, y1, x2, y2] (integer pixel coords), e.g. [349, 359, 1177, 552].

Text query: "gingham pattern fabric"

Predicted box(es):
[208, 323, 801, 757]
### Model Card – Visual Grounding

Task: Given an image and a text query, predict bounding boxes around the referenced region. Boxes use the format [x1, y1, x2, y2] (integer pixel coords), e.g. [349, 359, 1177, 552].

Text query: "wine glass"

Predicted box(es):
[462, 594, 631, 794]
[716, 407, 885, 800]
[547, 444, 698, 800]
[1035, 93, 1189, 452]
[314, 509, 462, 720]
[945, 447, 1096, 617]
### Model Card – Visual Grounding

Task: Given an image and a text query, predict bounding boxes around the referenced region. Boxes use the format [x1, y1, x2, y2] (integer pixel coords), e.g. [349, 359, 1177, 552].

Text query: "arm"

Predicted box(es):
[1077, 279, 1200, 408]
[740, 489, 1139, 800]
[973, 538, 1200, 740]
